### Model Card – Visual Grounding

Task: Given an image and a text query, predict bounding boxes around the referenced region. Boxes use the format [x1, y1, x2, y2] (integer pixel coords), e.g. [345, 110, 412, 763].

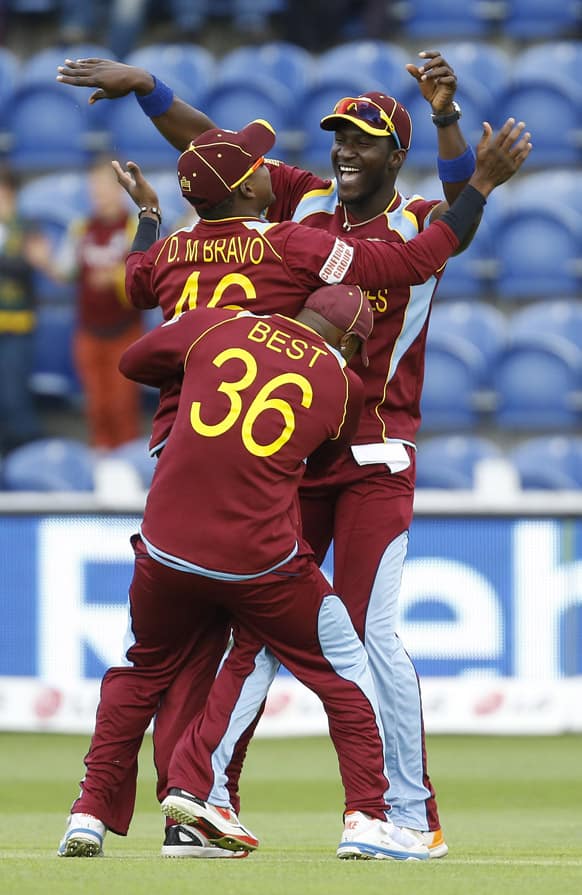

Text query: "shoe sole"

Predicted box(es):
[58, 837, 103, 858]
[161, 845, 249, 859]
[162, 796, 258, 853]
[429, 843, 449, 859]
[337, 844, 428, 862]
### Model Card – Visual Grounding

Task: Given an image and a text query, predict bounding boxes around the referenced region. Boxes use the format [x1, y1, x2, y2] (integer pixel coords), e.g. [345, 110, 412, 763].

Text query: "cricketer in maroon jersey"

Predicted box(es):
[57, 290, 435, 862]
[120, 301, 366, 576]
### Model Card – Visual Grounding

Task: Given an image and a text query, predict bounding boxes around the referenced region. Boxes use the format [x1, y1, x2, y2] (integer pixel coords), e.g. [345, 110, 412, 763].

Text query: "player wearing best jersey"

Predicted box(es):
[58, 288, 432, 862]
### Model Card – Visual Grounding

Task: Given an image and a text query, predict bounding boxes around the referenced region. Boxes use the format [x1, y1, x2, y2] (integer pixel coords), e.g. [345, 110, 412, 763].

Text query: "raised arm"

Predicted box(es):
[407, 50, 472, 206]
[344, 118, 532, 288]
[56, 58, 214, 151]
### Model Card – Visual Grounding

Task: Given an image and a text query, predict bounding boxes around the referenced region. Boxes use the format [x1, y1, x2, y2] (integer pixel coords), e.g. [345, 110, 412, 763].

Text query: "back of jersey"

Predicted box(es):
[141, 309, 353, 577]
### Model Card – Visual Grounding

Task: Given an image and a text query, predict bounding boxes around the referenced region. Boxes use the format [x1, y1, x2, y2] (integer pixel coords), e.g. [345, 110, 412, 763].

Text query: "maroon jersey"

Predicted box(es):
[126, 214, 457, 322]
[267, 160, 444, 443]
[120, 307, 364, 576]
[73, 212, 141, 335]
[126, 210, 457, 452]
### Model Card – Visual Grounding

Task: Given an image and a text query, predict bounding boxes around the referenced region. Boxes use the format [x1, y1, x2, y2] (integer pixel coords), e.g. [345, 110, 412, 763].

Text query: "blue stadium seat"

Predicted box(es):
[429, 301, 507, 378]
[17, 171, 89, 227]
[124, 44, 214, 107]
[506, 168, 582, 223]
[493, 337, 582, 430]
[436, 41, 512, 100]
[513, 42, 582, 90]
[220, 42, 315, 112]
[503, 0, 582, 39]
[7, 84, 91, 171]
[0, 47, 19, 119]
[493, 78, 582, 167]
[494, 206, 582, 300]
[509, 300, 582, 351]
[401, 0, 495, 38]
[105, 94, 181, 169]
[32, 305, 79, 399]
[2, 438, 95, 492]
[416, 434, 503, 489]
[420, 337, 483, 430]
[316, 42, 410, 99]
[439, 216, 495, 299]
[510, 436, 582, 490]
[108, 437, 156, 489]
[299, 74, 385, 169]
[202, 76, 296, 161]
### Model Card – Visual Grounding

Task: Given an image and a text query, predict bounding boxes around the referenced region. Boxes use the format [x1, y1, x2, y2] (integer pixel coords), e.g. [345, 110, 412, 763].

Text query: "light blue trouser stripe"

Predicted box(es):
[208, 646, 280, 805]
[365, 530, 431, 829]
[317, 594, 390, 810]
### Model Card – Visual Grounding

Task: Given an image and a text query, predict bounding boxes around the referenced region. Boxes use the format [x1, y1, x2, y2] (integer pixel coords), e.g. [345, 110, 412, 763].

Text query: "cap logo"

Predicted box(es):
[180, 175, 192, 192]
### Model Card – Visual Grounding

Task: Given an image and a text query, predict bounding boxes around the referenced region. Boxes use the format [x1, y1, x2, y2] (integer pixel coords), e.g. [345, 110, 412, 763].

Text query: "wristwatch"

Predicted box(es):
[138, 205, 162, 223]
[431, 101, 462, 128]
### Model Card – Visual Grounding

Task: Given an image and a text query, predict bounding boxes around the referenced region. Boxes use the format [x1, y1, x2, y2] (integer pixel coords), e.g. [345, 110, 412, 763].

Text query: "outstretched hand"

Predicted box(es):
[406, 50, 457, 113]
[471, 119, 532, 195]
[56, 58, 154, 104]
[111, 160, 160, 209]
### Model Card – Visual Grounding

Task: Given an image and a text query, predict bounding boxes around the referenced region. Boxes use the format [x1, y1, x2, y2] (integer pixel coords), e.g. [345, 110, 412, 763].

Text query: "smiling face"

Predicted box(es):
[331, 123, 401, 214]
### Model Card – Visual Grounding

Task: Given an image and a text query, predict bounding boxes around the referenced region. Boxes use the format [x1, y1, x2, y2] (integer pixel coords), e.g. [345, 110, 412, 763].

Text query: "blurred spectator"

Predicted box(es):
[282, 0, 395, 50]
[36, 158, 144, 450]
[0, 166, 44, 456]
[57, 0, 278, 58]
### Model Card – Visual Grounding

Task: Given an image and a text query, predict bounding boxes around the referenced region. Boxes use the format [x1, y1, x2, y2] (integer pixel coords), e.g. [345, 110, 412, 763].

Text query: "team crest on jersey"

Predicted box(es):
[319, 238, 354, 283]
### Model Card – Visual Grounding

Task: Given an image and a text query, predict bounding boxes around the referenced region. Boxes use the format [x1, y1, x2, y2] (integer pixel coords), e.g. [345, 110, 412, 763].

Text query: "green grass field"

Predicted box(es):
[1, 732, 580, 895]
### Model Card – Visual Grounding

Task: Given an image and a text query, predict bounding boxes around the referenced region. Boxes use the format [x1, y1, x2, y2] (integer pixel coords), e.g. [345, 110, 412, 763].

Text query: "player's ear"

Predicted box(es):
[239, 179, 255, 199]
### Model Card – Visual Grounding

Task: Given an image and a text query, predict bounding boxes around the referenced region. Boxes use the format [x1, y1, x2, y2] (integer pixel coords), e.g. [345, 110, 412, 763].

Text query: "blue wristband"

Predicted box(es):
[437, 145, 476, 183]
[135, 75, 174, 118]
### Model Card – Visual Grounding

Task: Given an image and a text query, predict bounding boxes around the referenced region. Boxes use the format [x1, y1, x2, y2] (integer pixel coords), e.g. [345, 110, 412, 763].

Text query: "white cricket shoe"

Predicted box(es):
[403, 826, 449, 858]
[57, 813, 106, 857]
[337, 811, 430, 861]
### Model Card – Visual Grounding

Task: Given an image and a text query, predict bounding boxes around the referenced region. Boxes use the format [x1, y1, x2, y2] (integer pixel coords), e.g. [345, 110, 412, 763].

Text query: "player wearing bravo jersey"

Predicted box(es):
[59, 288, 434, 861]
[57, 57, 531, 858]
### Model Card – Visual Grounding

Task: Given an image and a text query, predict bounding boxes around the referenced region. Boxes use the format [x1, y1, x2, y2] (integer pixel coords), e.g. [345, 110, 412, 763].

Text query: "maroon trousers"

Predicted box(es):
[72, 536, 389, 834]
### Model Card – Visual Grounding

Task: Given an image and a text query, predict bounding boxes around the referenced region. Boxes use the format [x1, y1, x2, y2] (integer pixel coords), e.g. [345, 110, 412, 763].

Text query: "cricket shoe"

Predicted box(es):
[57, 813, 106, 857]
[402, 827, 449, 859]
[337, 811, 430, 861]
[161, 823, 249, 858]
[161, 788, 259, 853]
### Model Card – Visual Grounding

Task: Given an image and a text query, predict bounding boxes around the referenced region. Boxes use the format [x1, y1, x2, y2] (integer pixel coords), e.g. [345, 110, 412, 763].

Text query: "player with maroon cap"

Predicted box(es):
[57, 54, 532, 858]
[59, 289, 433, 861]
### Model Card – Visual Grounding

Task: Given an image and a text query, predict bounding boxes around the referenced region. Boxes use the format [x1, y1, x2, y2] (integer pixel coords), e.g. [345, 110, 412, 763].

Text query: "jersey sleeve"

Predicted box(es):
[125, 231, 172, 310]
[283, 218, 460, 290]
[267, 160, 332, 222]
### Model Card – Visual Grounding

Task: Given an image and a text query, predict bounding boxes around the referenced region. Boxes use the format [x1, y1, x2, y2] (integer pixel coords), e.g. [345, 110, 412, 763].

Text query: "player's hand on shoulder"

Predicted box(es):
[56, 58, 154, 104]
[406, 49, 457, 112]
